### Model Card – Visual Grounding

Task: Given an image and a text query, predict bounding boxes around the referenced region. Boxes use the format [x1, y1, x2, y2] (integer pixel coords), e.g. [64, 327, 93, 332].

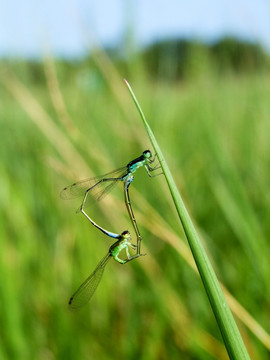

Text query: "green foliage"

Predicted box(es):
[211, 37, 270, 73]
[0, 49, 270, 359]
[140, 37, 270, 80]
[125, 79, 250, 359]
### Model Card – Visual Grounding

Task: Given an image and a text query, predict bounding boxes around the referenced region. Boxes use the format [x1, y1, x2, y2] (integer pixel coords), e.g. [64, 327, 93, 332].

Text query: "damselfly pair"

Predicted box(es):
[61, 150, 161, 310]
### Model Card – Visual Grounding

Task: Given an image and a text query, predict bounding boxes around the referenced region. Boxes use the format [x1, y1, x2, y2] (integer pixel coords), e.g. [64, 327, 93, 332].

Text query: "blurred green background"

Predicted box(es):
[1, 38, 270, 359]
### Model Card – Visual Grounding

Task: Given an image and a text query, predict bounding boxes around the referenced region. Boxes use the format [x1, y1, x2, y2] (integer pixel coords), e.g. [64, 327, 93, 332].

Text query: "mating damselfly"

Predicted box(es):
[61, 150, 161, 254]
[68, 230, 144, 310]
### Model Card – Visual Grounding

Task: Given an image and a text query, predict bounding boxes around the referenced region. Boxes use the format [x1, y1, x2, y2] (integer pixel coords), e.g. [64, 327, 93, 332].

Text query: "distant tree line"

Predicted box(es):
[2, 36, 269, 84]
[139, 37, 270, 80]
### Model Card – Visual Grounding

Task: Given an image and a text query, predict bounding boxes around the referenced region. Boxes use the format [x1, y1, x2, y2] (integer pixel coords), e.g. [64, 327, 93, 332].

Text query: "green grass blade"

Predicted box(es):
[124, 79, 251, 360]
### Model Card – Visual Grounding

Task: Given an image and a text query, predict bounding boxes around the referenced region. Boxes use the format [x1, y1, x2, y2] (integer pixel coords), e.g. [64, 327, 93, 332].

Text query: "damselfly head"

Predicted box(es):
[143, 150, 152, 159]
[121, 230, 131, 238]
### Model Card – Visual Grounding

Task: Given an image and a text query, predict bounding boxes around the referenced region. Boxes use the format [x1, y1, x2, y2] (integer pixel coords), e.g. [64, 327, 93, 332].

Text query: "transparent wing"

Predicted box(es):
[60, 166, 127, 200]
[68, 253, 112, 311]
[74, 178, 122, 212]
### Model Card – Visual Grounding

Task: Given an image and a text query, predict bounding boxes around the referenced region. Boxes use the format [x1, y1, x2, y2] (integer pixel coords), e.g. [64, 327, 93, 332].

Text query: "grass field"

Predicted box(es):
[0, 51, 270, 359]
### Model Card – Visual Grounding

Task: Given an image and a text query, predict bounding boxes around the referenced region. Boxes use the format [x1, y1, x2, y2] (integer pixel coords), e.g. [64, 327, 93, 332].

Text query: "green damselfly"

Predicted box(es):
[61, 150, 161, 254]
[68, 230, 143, 310]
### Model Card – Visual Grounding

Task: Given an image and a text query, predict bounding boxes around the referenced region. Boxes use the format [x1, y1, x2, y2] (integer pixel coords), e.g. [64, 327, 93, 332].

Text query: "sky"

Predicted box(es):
[1, 0, 270, 58]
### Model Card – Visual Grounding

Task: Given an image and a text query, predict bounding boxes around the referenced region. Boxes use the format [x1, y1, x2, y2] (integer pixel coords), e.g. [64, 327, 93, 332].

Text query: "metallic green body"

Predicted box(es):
[68, 231, 140, 310]
[61, 150, 160, 256]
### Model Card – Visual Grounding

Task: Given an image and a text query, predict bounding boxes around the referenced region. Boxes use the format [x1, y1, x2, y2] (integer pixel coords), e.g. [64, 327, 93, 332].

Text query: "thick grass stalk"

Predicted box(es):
[124, 79, 251, 360]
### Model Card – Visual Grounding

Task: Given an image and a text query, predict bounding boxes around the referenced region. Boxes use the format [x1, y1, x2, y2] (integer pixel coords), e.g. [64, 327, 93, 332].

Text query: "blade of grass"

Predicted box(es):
[124, 79, 251, 360]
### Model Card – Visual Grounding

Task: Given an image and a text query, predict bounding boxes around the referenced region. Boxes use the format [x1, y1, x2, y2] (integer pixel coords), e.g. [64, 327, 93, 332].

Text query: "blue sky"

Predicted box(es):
[1, 0, 270, 58]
